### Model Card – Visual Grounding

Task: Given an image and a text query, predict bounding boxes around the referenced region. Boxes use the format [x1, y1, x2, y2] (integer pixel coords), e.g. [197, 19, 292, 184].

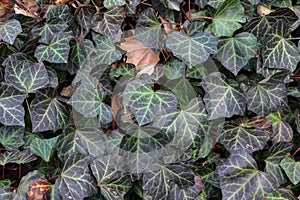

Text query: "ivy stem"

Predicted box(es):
[19, 164, 22, 180]
[286, 37, 300, 40]
[2, 166, 5, 180]
[183, 65, 187, 78]
[46, 162, 52, 178]
[292, 146, 300, 157]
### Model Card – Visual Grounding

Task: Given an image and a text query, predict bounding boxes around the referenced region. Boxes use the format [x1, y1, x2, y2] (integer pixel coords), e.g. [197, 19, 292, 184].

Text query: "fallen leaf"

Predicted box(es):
[119, 36, 160, 73]
[60, 85, 75, 97]
[28, 180, 52, 200]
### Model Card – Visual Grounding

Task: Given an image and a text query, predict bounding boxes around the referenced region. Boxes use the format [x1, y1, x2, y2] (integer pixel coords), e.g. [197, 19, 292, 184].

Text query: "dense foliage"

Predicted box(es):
[0, 0, 300, 199]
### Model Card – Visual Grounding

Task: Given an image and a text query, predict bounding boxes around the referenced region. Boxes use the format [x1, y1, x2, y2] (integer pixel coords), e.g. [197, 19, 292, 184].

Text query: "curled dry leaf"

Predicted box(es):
[60, 85, 75, 97]
[28, 180, 52, 200]
[119, 36, 160, 73]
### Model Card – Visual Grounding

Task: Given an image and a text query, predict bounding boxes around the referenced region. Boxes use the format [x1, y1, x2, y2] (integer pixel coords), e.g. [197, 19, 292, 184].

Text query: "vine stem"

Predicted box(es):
[292, 146, 300, 157]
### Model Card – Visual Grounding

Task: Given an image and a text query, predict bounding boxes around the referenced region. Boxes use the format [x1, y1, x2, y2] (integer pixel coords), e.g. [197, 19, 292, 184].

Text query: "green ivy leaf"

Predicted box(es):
[92, 7, 125, 36]
[34, 32, 71, 64]
[0, 84, 28, 126]
[68, 76, 113, 126]
[104, 0, 126, 9]
[280, 156, 300, 185]
[160, 0, 183, 11]
[12, 170, 45, 200]
[261, 33, 300, 72]
[56, 126, 106, 161]
[90, 35, 122, 65]
[218, 123, 269, 153]
[135, 8, 165, 52]
[247, 76, 287, 116]
[55, 155, 98, 200]
[217, 150, 278, 199]
[0, 19, 22, 45]
[0, 187, 13, 199]
[244, 8, 298, 38]
[119, 126, 171, 174]
[166, 24, 217, 67]
[266, 188, 297, 200]
[202, 72, 247, 120]
[215, 32, 257, 75]
[0, 179, 11, 187]
[208, 0, 225, 8]
[76, 7, 95, 32]
[122, 75, 178, 126]
[153, 98, 208, 162]
[30, 136, 59, 162]
[267, 112, 293, 143]
[0, 126, 25, 150]
[265, 142, 292, 185]
[31, 18, 68, 44]
[5, 62, 49, 93]
[30, 87, 69, 132]
[210, 0, 246, 37]
[90, 156, 132, 200]
[46, 5, 72, 23]
[271, 0, 292, 7]
[142, 164, 199, 200]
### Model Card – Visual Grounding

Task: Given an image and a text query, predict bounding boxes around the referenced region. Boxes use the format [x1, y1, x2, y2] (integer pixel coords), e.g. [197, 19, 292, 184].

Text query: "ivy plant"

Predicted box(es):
[0, 0, 300, 199]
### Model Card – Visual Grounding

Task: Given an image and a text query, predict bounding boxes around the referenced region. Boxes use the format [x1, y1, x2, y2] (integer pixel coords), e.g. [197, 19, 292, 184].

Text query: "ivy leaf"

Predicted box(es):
[90, 35, 122, 65]
[215, 32, 257, 75]
[244, 8, 298, 38]
[261, 33, 300, 72]
[202, 72, 247, 120]
[92, 6, 125, 36]
[217, 150, 278, 199]
[210, 0, 246, 37]
[0, 150, 36, 165]
[168, 177, 203, 200]
[90, 156, 132, 200]
[76, 6, 96, 32]
[142, 164, 198, 200]
[119, 126, 171, 174]
[266, 188, 297, 200]
[135, 8, 165, 52]
[265, 142, 292, 185]
[34, 32, 71, 64]
[104, 0, 126, 9]
[208, 0, 225, 8]
[0, 186, 13, 199]
[218, 123, 269, 153]
[68, 76, 113, 126]
[280, 156, 300, 185]
[30, 87, 69, 132]
[0, 126, 25, 150]
[247, 75, 287, 116]
[12, 170, 45, 200]
[17, 149, 38, 164]
[2, 52, 34, 68]
[5, 62, 49, 93]
[122, 75, 178, 126]
[267, 112, 293, 143]
[30, 136, 59, 162]
[153, 98, 208, 162]
[31, 18, 68, 44]
[0, 84, 28, 126]
[56, 126, 106, 161]
[55, 155, 97, 200]
[166, 25, 217, 67]
[46, 5, 72, 23]
[0, 19, 22, 45]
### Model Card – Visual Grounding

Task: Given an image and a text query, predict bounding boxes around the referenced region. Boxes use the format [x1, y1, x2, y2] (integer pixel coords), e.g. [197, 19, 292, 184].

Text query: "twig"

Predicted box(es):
[292, 147, 300, 157]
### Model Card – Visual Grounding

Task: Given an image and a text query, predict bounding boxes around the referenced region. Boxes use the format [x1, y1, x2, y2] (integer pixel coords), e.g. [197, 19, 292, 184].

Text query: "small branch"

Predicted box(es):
[25, 99, 31, 116]
[292, 147, 300, 157]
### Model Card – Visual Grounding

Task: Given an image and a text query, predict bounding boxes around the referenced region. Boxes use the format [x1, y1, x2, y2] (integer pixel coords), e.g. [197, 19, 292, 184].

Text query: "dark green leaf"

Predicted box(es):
[217, 150, 278, 199]
[104, 0, 126, 9]
[210, 0, 246, 37]
[55, 155, 98, 200]
[0, 179, 11, 187]
[0, 84, 28, 126]
[215, 32, 257, 75]
[122, 75, 178, 126]
[267, 112, 293, 143]
[166, 26, 217, 67]
[135, 8, 165, 52]
[266, 188, 297, 200]
[56, 126, 106, 161]
[280, 156, 300, 185]
[92, 7, 125, 36]
[46, 5, 72, 23]
[202, 72, 247, 120]
[5, 62, 49, 93]
[34, 32, 71, 63]
[90, 156, 132, 200]
[76, 7, 95, 31]
[218, 123, 269, 153]
[30, 87, 69, 132]
[0, 19, 22, 45]
[31, 18, 68, 44]
[0, 126, 25, 150]
[30, 136, 59, 162]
